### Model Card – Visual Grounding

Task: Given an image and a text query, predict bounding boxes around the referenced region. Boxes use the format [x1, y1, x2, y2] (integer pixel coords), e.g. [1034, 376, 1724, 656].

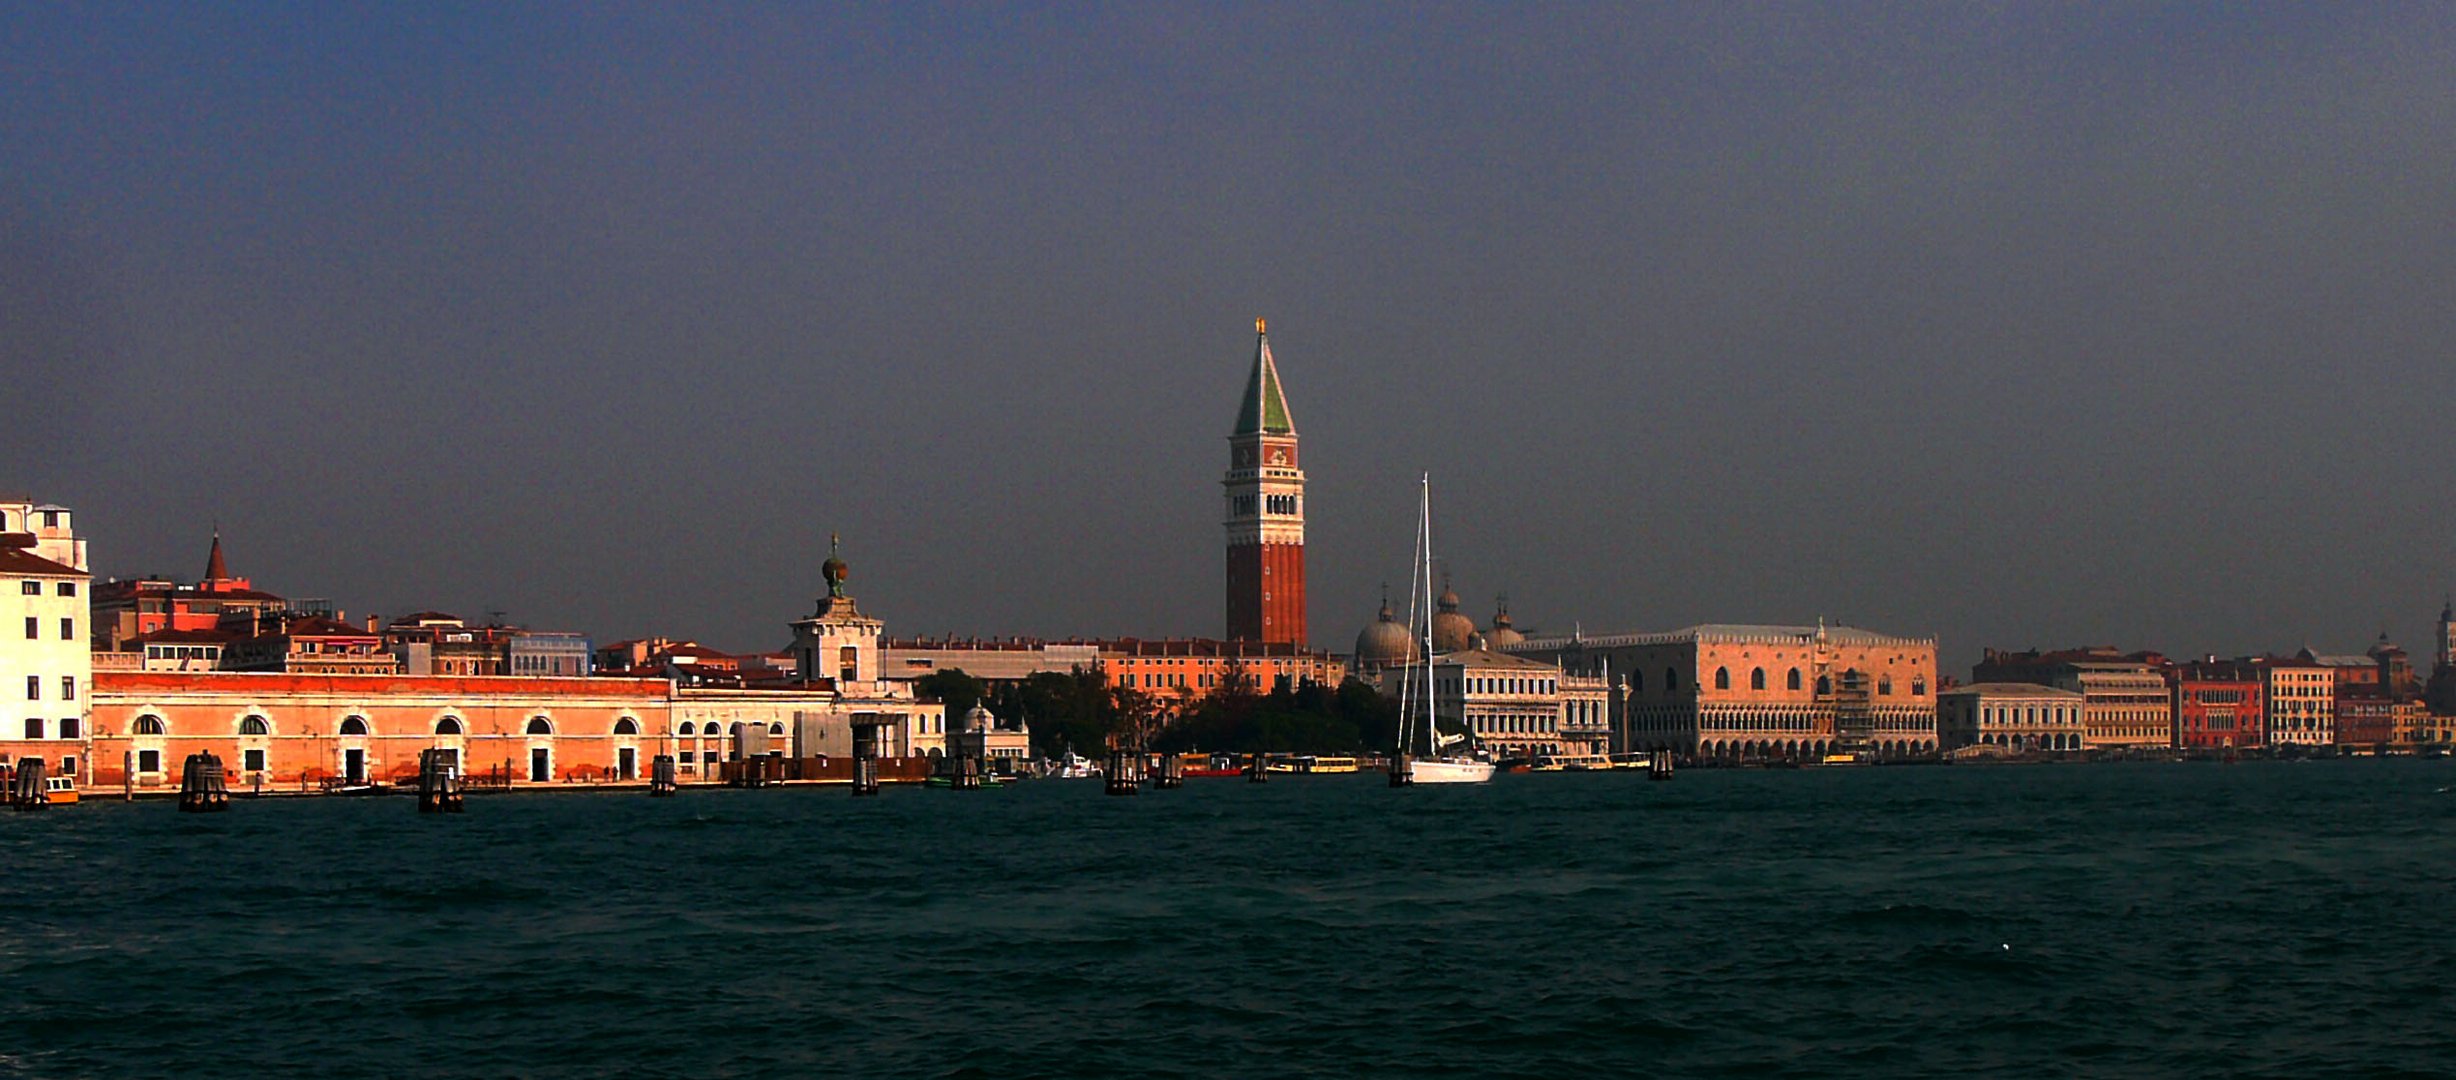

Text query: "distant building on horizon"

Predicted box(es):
[1973, 647, 2172, 750]
[880, 635, 1343, 701]
[1509, 622, 1940, 761]
[91, 532, 287, 652]
[1938, 682, 2087, 753]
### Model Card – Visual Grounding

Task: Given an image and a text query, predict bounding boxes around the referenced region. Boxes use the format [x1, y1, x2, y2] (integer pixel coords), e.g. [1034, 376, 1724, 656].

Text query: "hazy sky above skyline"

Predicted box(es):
[6, 3, 2453, 670]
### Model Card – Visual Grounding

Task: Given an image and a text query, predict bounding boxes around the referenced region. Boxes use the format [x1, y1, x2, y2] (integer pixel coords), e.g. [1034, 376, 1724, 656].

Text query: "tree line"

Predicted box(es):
[912, 663, 1406, 758]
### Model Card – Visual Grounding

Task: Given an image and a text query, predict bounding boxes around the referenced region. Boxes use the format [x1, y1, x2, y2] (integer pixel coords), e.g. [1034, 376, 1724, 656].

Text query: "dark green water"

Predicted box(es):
[4, 761, 2453, 1078]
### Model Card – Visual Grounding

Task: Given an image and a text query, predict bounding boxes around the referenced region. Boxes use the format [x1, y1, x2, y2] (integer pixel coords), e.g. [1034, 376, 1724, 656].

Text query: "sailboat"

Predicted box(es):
[1391, 473, 1495, 785]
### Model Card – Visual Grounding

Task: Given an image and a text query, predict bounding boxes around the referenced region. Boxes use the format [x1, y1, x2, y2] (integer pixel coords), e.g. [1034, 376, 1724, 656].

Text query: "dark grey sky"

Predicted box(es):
[6, 4, 2453, 670]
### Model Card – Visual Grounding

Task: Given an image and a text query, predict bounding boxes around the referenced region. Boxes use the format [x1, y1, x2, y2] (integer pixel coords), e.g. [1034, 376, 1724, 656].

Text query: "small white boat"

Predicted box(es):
[1406, 756, 1496, 783]
[1048, 752, 1101, 779]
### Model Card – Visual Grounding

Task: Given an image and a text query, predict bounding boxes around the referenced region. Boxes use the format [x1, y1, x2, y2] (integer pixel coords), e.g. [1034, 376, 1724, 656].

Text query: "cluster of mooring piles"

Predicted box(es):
[728, 756, 783, 789]
[417, 748, 464, 813]
[1104, 747, 1144, 796]
[1648, 748, 1675, 780]
[8, 759, 47, 811]
[1150, 753, 1184, 790]
[1247, 752, 1267, 783]
[1388, 752, 1413, 788]
[178, 753, 230, 812]
[650, 754, 679, 797]
[945, 751, 985, 790]
[850, 718, 885, 797]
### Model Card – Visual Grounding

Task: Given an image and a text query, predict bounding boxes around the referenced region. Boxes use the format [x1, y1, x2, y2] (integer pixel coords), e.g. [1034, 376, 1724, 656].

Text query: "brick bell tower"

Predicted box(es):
[1225, 318, 1306, 645]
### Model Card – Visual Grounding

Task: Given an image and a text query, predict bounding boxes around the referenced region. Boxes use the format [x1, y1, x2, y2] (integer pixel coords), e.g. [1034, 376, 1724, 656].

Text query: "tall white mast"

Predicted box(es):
[1398, 478, 1426, 755]
[1420, 472, 1436, 757]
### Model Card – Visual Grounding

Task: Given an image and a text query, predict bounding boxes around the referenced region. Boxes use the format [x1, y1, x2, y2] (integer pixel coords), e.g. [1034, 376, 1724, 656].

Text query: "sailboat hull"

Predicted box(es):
[1403, 758, 1495, 784]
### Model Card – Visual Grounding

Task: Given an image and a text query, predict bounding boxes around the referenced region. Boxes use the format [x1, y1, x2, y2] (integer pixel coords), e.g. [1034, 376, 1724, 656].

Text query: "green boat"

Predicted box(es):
[924, 774, 1008, 789]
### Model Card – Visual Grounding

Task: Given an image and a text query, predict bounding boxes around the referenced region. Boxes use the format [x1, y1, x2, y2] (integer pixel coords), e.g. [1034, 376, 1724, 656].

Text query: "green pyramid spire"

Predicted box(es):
[1233, 317, 1295, 436]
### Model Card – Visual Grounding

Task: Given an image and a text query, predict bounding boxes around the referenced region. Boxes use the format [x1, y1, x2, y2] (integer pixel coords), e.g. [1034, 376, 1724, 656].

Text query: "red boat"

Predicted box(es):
[1177, 753, 1248, 778]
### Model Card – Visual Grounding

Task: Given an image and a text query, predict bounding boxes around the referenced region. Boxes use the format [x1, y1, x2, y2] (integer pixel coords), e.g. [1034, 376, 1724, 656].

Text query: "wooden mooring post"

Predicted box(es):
[8, 758, 48, 811]
[1104, 747, 1141, 796]
[649, 754, 678, 797]
[950, 753, 984, 791]
[178, 752, 231, 813]
[1388, 752, 1414, 788]
[1150, 753, 1184, 790]
[1246, 752, 1268, 783]
[417, 748, 465, 813]
[730, 756, 780, 789]
[851, 720, 883, 797]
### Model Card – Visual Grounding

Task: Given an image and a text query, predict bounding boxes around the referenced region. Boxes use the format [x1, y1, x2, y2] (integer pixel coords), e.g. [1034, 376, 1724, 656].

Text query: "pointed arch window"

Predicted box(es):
[1665, 668, 1679, 692]
[1879, 676, 1894, 696]
[1750, 668, 1766, 691]
[1787, 668, 1802, 691]
[1630, 670, 1644, 693]
[1714, 667, 1731, 691]
[1816, 675, 1832, 695]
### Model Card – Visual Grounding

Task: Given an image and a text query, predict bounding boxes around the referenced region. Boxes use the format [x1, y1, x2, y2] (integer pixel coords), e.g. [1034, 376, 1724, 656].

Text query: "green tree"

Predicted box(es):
[912, 668, 985, 721]
[1150, 674, 1397, 756]
[992, 667, 1120, 759]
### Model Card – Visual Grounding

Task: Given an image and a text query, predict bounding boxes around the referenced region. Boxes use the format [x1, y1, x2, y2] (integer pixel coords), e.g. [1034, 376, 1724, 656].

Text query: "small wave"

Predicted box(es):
[1831, 902, 1979, 928]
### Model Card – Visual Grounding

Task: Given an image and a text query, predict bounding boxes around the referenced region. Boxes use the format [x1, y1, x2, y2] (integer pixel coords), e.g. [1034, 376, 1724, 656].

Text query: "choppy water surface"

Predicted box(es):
[5, 761, 2454, 1078]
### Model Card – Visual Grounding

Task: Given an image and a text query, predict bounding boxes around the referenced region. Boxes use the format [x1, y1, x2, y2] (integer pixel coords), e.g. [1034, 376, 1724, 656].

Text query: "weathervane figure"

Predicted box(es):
[823, 532, 848, 599]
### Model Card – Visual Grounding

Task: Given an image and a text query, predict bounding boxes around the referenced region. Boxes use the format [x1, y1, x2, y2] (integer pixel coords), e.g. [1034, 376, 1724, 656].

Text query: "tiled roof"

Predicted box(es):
[278, 616, 378, 638]
[1941, 682, 2086, 698]
[0, 547, 87, 576]
[130, 627, 239, 644]
[1432, 647, 1559, 670]
[1510, 623, 1934, 651]
[2304, 654, 2373, 668]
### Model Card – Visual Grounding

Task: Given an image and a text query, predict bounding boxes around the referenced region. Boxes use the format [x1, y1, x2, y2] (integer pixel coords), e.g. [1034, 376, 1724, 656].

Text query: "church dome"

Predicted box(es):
[1484, 603, 1525, 650]
[1354, 597, 1418, 665]
[1430, 583, 1476, 654]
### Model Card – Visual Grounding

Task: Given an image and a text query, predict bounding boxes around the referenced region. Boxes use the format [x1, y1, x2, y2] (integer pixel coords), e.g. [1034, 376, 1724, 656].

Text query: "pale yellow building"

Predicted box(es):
[2051, 662, 2172, 749]
[0, 500, 93, 783]
[2264, 662, 2335, 747]
[1939, 683, 2088, 752]
[1380, 647, 1598, 758]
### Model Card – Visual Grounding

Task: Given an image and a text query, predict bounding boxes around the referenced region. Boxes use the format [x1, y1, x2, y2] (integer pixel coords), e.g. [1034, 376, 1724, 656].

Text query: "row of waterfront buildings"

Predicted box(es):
[11, 322, 2456, 792]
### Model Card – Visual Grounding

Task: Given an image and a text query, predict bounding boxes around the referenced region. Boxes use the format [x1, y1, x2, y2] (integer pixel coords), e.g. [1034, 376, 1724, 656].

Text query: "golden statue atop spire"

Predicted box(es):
[1256, 316, 1267, 335]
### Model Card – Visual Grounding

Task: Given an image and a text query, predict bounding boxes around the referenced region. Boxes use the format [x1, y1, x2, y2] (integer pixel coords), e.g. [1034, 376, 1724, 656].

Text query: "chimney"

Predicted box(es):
[366, 615, 379, 632]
